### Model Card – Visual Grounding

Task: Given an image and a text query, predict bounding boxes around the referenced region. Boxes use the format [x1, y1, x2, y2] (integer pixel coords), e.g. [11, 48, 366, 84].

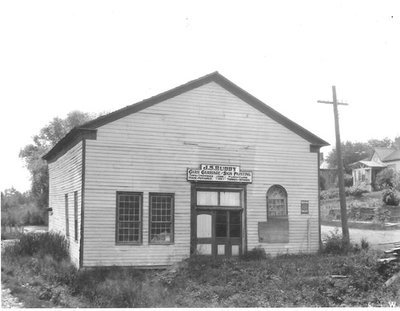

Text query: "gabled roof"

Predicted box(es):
[383, 149, 400, 162]
[374, 147, 397, 161]
[43, 71, 329, 161]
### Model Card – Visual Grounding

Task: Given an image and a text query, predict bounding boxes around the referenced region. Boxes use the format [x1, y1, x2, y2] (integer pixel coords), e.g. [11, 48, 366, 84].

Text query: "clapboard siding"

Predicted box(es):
[48, 142, 82, 267]
[83, 81, 319, 266]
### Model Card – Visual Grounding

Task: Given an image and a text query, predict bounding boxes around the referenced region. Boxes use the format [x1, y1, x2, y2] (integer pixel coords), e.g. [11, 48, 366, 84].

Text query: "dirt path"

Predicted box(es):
[1, 285, 24, 308]
[321, 225, 400, 250]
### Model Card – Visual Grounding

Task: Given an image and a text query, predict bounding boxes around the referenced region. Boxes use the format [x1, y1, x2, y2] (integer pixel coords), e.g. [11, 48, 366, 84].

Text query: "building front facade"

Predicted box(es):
[44, 72, 328, 268]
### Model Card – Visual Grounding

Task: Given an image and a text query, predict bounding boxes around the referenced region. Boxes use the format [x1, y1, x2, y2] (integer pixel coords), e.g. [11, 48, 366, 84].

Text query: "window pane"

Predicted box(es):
[197, 214, 212, 238]
[220, 191, 240, 206]
[117, 193, 141, 243]
[230, 211, 241, 237]
[197, 191, 218, 206]
[150, 194, 173, 243]
[267, 186, 287, 217]
[216, 211, 227, 237]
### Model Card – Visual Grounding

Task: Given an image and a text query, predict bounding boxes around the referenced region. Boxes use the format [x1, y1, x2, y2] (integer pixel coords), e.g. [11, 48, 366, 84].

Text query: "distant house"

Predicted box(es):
[43, 72, 328, 268]
[350, 147, 400, 191]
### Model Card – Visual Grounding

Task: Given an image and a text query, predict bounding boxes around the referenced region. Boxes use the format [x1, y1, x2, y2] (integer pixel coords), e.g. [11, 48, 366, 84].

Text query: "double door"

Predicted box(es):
[193, 188, 244, 257]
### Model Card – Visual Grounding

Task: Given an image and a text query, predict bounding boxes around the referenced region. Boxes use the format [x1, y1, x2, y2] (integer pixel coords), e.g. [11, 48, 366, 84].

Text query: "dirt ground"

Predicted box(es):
[321, 225, 400, 250]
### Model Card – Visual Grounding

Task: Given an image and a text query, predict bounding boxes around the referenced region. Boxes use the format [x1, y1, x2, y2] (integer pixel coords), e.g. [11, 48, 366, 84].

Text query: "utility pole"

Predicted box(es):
[318, 86, 350, 247]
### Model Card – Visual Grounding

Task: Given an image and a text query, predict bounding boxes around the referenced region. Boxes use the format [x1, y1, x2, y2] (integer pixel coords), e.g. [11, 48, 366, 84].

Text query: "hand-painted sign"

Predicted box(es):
[187, 164, 253, 183]
[301, 200, 309, 214]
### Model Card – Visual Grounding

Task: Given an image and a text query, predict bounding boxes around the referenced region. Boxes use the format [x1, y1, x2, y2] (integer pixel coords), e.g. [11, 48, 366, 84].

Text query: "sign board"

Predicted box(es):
[301, 200, 309, 214]
[187, 164, 253, 183]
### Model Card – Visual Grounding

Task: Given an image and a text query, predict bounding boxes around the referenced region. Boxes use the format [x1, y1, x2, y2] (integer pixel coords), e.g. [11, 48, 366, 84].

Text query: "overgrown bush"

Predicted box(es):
[344, 174, 353, 187]
[1, 203, 46, 227]
[320, 188, 340, 200]
[319, 175, 326, 190]
[241, 247, 267, 261]
[321, 229, 369, 254]
[9, 232, 69, 261]
[345, 184, 369, 198]
[373, 206, 391, 223]
[382, 188, 400, 206]
[375, 167, 400, 191]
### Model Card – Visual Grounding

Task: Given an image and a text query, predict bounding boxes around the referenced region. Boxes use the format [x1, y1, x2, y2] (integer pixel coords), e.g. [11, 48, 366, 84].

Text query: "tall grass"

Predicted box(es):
[7, 232, 69, 261]
[2, 231, 399, 308]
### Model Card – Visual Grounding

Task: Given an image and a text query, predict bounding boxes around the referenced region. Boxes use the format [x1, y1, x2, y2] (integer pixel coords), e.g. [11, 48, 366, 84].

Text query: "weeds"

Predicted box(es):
[2, 231, 400, 308]
[6, 232, 69, 261]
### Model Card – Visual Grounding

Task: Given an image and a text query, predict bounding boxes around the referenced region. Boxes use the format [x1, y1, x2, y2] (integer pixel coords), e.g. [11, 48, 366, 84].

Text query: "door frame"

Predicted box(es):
[190, 182, 247, 256]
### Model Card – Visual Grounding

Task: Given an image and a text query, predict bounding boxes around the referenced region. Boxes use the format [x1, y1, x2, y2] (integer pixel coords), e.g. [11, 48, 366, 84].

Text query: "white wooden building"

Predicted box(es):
[43, 72, 329, 268]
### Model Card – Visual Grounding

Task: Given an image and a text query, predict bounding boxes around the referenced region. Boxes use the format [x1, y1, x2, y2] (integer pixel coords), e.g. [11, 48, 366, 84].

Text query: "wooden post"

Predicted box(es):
[318, 86, 350, 247]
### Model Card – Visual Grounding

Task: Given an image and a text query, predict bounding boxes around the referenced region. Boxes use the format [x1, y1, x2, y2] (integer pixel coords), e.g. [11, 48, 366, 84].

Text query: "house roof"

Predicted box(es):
[374, 147, 397, 161]
[350, 160, 387, 168]
[383, 149, 400, 162]
[43, 71, 329, 161]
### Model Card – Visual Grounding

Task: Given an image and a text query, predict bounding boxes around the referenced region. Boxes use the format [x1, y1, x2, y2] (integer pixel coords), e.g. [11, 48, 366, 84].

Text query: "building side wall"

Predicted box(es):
[84, 81, 320, 267]
[385, 160, 400, 171]
[48, 141, 82, 267]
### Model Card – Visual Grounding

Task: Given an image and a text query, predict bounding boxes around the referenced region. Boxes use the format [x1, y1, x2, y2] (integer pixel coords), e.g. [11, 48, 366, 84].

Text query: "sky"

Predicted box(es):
[1, 0, 399, 193]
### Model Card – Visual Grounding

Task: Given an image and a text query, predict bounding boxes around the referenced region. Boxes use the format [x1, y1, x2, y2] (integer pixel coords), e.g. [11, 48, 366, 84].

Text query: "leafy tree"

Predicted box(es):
[1, 187, 30, 211]
[326, 141, 371, 173]
[367, 137, 393, 148]
[19, 111, 96, 209]
[326, 136, 400, 174]
[375, 167, 400, 191]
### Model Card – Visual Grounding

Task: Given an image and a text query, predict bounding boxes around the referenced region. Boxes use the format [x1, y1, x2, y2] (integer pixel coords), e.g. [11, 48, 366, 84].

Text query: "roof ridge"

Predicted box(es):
[43, 71, 329, 161]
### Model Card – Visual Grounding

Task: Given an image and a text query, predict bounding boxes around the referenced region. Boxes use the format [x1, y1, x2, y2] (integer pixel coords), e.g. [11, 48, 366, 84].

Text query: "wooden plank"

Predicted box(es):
[82, 82, 320, 266]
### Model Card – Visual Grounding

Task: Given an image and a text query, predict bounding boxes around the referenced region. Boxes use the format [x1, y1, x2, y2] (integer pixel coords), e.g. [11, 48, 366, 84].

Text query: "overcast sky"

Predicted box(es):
[1, 0, 399, 192]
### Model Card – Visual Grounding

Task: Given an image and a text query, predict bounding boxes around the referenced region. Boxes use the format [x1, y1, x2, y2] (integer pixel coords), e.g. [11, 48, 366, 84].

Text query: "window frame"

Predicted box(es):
[74, 191, 78, 242]
[115, 191, 143, 245]
[148, 192, 175, 245]
[196, 189, 242, 209]
[65, 193, 69, 237]
[266, 185, 288, 219]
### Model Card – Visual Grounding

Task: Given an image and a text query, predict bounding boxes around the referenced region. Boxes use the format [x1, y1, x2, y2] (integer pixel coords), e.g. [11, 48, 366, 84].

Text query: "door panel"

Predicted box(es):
[197, 214, 212, 238]
[193, 188, 244, 257]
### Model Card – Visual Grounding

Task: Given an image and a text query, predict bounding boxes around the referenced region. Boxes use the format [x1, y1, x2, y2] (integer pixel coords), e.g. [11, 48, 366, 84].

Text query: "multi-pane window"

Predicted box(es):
[149, 193, 174, 244]
[116, 192, 142, 244]
[196, 190, 241, 207]
[74, 191, 78, 241]
[267, 185, 288, 218]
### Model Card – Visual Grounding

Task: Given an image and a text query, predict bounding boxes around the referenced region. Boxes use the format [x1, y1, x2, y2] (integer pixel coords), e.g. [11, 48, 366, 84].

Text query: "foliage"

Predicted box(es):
[8, 232, 69, 262]
[19, 111, 96, 209]
[321, 229, 370, 254]
[382, 189, 400, 206]
[344, 174, 353, 187]
[241, 247, 268, 261]
[376, 168, 400, 191]
[319, 174, 326, 190]
[325, 137, 400, 174]
[345, 184, 369, 198]
[2, 188, 46, 226]
[320, 188, 340, 200]
[373, 206, 392, 223]
[3, 244, 400, 308]
[326, 141, 372, 174]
